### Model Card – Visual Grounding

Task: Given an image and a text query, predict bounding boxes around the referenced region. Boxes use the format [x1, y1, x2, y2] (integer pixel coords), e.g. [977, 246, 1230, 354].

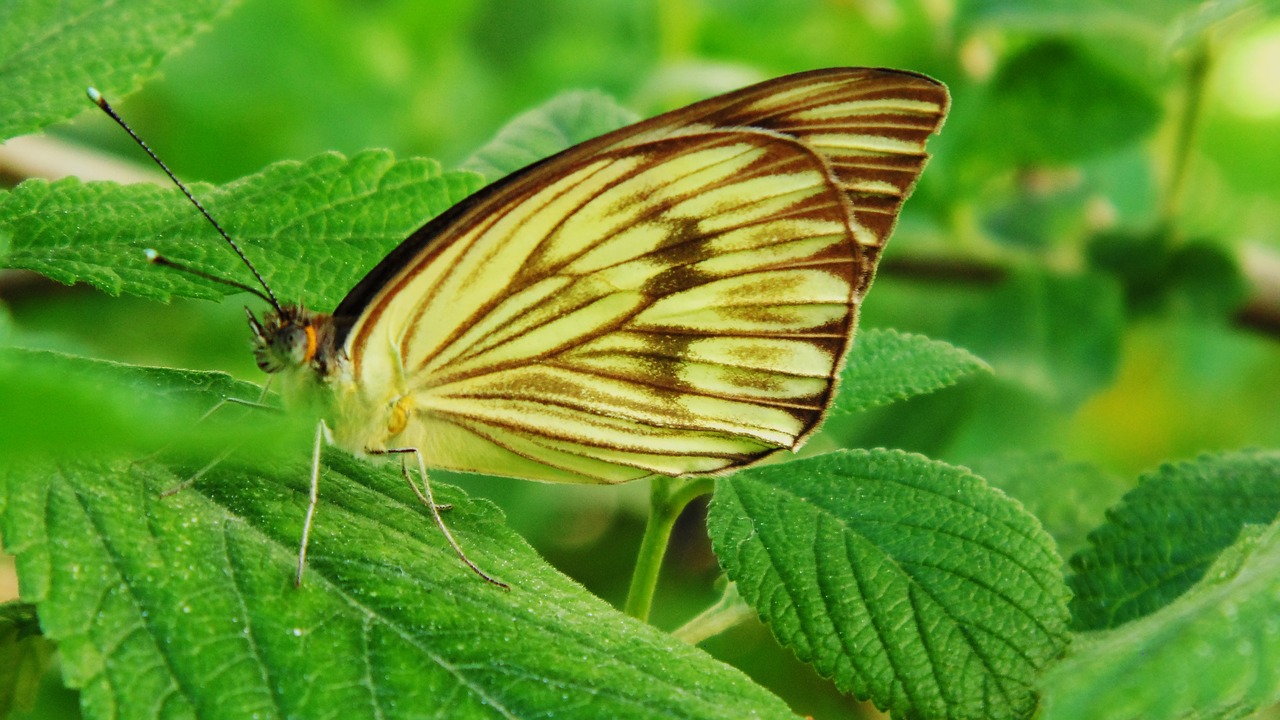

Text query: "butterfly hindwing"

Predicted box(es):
[335, 68, 948, 483]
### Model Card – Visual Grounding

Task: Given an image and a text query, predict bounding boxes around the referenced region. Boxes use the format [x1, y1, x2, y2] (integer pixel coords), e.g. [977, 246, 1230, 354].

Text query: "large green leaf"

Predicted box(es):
[967, 40, 1162, 166]
[832, 329, 990, 416]
[708, 449, 1071, 720]
[1043, 518, 1280, 720]
[948, 269, 1125, 408]
[0, 151, 485, 309]
[970, 452, 1127, 563]
[1068, 450, 1280, 631]
[460, 90, 639, 181]
[0, 354, 797, 720]
[1087, 230, 1248, 321]
[0, 0, 238, 140]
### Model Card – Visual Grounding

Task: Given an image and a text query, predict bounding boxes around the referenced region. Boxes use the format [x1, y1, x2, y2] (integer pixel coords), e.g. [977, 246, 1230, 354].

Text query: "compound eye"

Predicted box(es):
[276, 325, 314, 364]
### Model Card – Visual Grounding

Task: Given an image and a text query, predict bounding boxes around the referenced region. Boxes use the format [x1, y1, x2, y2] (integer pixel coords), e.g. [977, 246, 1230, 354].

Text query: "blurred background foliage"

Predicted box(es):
[3, 0, 1280, 717]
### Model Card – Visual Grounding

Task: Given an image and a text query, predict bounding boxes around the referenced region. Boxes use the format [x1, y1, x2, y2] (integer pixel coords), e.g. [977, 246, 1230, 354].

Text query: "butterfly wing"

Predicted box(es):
[331, 68, 948, 483]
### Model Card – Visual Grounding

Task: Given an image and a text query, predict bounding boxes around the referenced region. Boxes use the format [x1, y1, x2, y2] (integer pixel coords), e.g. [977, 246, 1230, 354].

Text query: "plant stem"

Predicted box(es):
[624, 476, 715, 622]
[1159, 39, 1212, 236]
[671, 582, 755, 645]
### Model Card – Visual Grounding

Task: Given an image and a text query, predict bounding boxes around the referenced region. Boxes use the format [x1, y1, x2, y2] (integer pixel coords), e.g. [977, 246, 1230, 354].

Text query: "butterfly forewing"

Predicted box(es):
[336, 68, 948, 483]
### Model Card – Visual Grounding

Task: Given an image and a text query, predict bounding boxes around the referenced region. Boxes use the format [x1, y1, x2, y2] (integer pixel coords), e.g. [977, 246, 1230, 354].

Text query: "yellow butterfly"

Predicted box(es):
[94, 67, 948, 587]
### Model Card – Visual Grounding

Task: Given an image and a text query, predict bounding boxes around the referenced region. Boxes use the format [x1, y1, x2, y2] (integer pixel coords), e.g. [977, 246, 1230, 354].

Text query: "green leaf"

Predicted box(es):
[971, 40, 1162, 165]
[1164, 240, 1249, 320]
[1042, 518, 1280, 720]
[0, 348, 288, 459]
[460, 90, 640, 181]
[980, 176, 1092, 251]
[708, 449, 1071, 720]
[0, 303, 11, 345]
[949, 269, 1125, 408]
[0, 0, 238, 140]
[1087, 231, 1248, 320]
[0, 151, 485, 309]
[1086, 230, 1180, 316]
[957, 0, 1192, 42]
[0, 601, 54, 717]
[959, 0, 1266, 50]
[970, 452, 1127, 563]
[0, 362, 796, 720]
[1068, 450, 1280, 631]
[832, 328, 991, 415]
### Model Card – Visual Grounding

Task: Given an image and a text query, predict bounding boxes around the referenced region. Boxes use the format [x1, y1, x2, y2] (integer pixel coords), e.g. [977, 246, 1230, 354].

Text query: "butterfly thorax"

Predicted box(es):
[247, 305, 384, 453]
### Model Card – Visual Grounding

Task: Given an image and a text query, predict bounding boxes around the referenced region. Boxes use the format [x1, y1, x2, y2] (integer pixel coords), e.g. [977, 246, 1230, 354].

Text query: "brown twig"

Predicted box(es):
[881, 248, 1280, 342]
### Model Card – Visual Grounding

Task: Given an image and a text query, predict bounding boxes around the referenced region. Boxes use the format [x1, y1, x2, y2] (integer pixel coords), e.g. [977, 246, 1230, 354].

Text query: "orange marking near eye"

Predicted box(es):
[303, 324, 317, 363]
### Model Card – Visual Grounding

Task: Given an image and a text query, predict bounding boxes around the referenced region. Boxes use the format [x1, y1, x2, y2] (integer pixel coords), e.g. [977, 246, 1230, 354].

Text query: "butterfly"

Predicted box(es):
[93, 67, 948, 587]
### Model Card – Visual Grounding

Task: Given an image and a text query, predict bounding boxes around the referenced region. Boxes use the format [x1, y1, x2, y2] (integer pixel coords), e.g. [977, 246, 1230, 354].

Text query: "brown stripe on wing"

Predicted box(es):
[443, 412, 764, 481]
[609, 68, 948, 250]
[548, 350, 832, 409]
[732, 74, 945, 251]
[430, 364, 811, 444]
[409, 136, 760, 377]
[414, 132, 855, 386]
[405, 129, 860, 472]
[431, 386, 786, 462]
[384, 134, 771, 382]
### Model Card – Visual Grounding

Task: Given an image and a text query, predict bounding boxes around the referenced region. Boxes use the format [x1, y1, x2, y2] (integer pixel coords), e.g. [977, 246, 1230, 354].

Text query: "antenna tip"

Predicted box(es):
[143, 248, 160, 262]
[86, 87, 105, 106]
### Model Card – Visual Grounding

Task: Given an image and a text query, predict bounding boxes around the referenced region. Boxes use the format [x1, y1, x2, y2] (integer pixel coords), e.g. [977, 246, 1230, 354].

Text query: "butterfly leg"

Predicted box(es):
[158, 447, 236, 497]
[293, 419, 327, 587]
[154, 381, 279, 497]
[371, 447, 509, 590]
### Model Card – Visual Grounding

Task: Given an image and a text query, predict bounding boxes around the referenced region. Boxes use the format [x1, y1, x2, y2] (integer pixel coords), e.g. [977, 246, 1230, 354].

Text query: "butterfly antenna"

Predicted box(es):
[86, 87, 283, 312]
[142, 248, 275, 304]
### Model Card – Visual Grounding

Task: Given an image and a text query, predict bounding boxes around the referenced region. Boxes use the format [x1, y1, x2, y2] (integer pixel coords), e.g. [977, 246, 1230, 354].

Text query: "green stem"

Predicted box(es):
[671, 582, 754, 645]
[624, 476, 715, 622]
[1159, 39, 1213, 237]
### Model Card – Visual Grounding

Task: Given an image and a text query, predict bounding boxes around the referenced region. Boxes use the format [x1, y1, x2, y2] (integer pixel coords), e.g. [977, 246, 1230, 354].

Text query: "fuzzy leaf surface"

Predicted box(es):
[1043, 519, 1280, 720]
[1068, 450, 1280, 630]
[460, 90, 639, 181]
[833, 329, 990, 415]
[0, 353, 797, 720]
[708, 449, 1070, 720]
[0, 348, 287, 461]
[0, 151, 485, 309]
[0, 0, 237, 140]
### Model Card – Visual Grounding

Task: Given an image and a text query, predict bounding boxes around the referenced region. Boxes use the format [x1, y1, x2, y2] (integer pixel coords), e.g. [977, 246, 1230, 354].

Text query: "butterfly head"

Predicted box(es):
[247, 305, 334, 375]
